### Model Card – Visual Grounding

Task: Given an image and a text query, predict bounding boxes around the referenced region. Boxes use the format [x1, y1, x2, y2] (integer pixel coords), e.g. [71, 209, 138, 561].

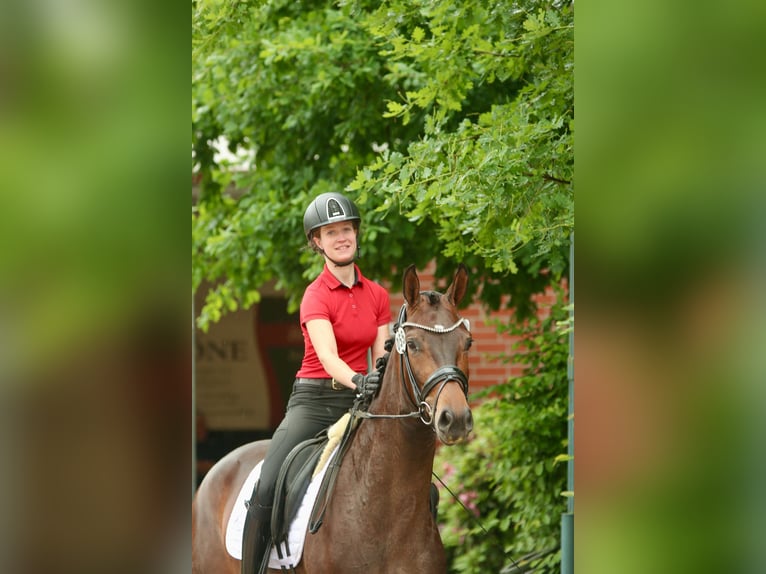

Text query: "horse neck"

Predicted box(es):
[352, 356, 437, 485]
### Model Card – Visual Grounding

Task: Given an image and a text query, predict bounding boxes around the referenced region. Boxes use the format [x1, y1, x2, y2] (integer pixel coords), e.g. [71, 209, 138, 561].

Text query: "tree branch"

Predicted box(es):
[524, 173, 572, 185]
[542, 174, 571, 185]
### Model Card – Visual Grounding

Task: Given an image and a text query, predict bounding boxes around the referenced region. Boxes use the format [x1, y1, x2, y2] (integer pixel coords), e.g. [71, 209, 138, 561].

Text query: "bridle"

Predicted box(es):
[357, 302, 470, 427]
[395, 302, 470, 424]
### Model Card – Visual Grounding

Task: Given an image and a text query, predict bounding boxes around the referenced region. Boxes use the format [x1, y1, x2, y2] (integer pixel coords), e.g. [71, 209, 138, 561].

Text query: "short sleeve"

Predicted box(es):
[300, 282, 330, 325]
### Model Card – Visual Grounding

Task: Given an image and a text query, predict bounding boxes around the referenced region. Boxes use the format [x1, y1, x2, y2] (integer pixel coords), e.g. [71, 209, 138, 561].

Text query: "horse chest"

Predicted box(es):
[299, 501, 445, 574]
[300, 534, 446, 574]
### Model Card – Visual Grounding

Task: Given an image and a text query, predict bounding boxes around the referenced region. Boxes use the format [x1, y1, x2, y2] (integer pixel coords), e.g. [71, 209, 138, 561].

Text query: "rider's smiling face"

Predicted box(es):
[313, 221, 357, 261]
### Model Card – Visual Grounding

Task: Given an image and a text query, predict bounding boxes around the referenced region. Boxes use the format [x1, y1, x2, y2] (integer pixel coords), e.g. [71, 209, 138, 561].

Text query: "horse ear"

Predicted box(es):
[402, 264, 420, 307]
[446, 263, 469, 306]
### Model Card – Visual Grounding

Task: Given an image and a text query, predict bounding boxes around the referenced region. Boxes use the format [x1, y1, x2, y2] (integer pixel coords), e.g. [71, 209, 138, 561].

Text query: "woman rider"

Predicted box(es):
[241, 192, 391, 574]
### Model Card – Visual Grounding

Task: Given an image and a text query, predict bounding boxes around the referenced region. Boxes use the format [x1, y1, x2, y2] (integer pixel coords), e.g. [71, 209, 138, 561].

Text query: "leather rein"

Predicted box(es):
[357, 303, 470, 427]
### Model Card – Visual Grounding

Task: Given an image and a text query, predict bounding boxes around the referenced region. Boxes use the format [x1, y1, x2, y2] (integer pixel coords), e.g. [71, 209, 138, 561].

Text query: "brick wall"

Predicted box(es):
[384, 262, 563, 395]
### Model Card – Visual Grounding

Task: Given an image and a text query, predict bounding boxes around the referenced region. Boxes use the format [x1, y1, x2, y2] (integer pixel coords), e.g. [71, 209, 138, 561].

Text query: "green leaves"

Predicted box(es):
[193, 0, 573, 322]
[356, 0, 573, 293]
[383, 99, 406, 118]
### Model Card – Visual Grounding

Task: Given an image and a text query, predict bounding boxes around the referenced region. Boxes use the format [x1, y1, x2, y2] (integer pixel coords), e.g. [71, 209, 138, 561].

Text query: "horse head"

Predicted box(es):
[392, 264, 474, 445]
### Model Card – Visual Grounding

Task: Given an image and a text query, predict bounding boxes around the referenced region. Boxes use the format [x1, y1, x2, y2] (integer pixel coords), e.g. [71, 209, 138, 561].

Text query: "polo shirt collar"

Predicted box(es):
[321, 263, 363, 289]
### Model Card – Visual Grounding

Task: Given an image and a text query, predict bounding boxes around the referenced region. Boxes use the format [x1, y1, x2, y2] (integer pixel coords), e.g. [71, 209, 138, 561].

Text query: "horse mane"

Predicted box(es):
[377, 341, 392, 373]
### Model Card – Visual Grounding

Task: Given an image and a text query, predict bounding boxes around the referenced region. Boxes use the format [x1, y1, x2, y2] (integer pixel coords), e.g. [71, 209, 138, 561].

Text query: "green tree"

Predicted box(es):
[192, 0, 573, 327]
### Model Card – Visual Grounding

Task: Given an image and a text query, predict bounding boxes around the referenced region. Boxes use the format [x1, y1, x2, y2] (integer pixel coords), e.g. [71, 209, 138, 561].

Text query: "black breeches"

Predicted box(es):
[251, 383, 354, 506]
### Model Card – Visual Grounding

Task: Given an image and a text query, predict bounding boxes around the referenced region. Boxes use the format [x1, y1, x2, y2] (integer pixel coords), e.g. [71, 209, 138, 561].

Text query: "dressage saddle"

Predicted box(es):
[270, 432, 327, 553]
[269, 416, 355, 561]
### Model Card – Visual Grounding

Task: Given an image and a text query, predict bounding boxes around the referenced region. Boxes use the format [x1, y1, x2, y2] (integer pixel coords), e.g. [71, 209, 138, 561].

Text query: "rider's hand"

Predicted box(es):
[352, 371, 380, 400]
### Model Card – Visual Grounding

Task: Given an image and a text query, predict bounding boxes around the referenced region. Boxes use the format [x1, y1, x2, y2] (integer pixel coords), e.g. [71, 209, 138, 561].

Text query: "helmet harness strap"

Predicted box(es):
[320, 245, 360, 267]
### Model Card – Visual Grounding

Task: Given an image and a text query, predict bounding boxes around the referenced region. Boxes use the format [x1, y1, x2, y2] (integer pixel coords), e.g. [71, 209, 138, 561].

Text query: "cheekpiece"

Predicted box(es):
[395, 326, 407, 354]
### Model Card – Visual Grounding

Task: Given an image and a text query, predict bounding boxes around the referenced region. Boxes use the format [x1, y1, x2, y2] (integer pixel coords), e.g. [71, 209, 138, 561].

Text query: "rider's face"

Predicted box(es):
[314, 221, 357, 261]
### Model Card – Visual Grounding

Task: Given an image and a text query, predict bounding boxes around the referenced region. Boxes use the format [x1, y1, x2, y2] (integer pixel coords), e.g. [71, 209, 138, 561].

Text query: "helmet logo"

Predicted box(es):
[326, 198, 345, 219]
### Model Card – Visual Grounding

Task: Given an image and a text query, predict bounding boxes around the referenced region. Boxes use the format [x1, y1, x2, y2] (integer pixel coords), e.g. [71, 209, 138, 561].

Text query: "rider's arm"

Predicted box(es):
[371, 324, 388, 366]
[305, 319, 359, 390]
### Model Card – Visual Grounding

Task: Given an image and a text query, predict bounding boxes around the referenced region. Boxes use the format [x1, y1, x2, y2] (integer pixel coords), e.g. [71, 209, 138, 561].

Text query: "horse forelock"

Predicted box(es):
[412, 290, 459, 326]
[422, 290, 441, 306]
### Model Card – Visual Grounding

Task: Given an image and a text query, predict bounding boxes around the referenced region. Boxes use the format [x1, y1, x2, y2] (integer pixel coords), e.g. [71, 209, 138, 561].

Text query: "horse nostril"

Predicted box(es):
[465, 409, 474, 432]
[438, 410, 454, 431]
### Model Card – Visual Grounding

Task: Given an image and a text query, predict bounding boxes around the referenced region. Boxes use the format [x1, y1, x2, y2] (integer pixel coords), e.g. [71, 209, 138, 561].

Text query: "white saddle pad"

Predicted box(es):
[225, 445, 338, 570]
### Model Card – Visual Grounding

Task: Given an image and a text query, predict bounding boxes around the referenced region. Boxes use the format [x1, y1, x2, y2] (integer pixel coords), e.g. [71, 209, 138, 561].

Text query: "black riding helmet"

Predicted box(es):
[303, 192, 362, 267]
[303, 192, 361, 240]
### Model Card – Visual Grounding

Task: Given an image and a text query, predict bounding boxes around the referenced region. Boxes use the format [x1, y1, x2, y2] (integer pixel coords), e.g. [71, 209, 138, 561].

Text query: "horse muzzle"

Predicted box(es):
[435, 404, 473, 445]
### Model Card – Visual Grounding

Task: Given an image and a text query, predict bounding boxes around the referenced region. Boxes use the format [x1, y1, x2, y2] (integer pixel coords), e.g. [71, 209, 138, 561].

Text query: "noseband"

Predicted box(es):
[394, 303, 470, 425]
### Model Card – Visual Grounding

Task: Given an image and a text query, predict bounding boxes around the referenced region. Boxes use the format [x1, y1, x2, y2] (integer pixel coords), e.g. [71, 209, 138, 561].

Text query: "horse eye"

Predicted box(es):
[464, 338, 473, 351]
[406, 340, 418, 352]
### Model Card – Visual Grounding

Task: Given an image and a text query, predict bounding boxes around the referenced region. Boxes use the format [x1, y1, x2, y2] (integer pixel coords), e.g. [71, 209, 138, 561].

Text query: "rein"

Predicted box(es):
[431, 470, 530, 573]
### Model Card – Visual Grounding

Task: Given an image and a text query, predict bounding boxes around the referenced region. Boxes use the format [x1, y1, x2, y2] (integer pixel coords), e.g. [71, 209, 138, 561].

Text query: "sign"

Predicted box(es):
[194, 286, 304, 431]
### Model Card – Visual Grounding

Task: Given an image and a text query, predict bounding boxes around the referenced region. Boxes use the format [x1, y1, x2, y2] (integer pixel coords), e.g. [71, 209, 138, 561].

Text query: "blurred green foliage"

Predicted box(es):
[0, 1, 189, 572]
[192, 0, 573, 329]
[577, 1, 766, 573]
[0, 0, 187, 378]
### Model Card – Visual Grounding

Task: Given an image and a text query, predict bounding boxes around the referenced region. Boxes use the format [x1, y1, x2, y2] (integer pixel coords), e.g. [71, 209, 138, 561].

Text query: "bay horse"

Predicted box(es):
[192, 264, 474, 574]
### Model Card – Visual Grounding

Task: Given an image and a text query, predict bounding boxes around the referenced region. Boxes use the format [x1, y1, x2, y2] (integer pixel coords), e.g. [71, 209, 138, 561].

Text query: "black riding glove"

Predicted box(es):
[352, 371, 380, 400]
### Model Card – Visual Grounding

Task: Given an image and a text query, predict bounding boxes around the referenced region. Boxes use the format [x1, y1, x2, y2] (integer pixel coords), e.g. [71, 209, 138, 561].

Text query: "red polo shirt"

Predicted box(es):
[296, 264, 391, 378]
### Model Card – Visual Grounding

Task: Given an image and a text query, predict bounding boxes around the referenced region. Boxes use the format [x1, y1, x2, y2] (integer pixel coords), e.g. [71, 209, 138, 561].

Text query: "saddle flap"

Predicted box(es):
[271, 433, 328, 544]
